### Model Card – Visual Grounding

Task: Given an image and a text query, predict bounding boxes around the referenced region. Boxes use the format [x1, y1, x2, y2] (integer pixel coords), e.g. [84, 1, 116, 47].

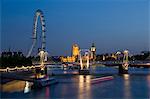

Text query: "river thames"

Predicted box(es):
[1, 66, 150, 99]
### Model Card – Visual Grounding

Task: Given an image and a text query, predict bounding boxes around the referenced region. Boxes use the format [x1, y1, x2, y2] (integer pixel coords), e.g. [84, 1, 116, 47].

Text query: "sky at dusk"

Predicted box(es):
[1, 0, 150, 56]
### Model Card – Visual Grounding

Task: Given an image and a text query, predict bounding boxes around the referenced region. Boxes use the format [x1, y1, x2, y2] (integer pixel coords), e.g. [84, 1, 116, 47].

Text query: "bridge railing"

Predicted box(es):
[0, 65, 41, 72]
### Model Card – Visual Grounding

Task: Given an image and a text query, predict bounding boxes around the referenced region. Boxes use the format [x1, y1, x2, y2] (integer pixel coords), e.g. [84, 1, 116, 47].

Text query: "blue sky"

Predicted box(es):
[1, 0, 150, 56]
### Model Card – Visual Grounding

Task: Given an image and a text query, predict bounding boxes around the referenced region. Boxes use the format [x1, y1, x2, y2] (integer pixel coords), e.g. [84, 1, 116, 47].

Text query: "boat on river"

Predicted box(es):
[32, 77, 58, 88]
[91, 76, 114, 84]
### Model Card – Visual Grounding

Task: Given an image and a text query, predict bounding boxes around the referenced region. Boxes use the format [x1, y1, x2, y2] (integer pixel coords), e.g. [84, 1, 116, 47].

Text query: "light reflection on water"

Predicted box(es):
[1, 80, 32, 93]
[147, 75, 150, 98]
[123, 74, 131, 99]
[1, 67, 150, 98]
[78, 75, 91, 99]
[24, 81, 31, 93]
[45, 87, 50, 99]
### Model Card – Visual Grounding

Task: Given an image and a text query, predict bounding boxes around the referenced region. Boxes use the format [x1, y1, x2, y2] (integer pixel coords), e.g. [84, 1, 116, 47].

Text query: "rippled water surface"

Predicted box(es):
[1, 66, 150, 99]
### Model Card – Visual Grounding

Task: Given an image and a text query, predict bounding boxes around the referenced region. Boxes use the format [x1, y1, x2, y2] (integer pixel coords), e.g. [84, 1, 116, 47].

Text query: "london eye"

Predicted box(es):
[27, 9, 46, 57]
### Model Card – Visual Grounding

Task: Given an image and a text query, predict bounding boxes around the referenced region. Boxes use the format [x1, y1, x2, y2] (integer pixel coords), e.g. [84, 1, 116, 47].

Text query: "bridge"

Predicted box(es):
[103, 62, 150, 68]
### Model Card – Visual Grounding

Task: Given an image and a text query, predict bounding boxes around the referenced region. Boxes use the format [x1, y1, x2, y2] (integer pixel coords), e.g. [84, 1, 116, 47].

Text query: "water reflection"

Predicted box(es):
[78, 75, 91, 99]
[24, 81, 30, 93]
[45, 87, 50, 99]
[123, 74, 131, 99]
[123, 74, 130, 80]
[1, 67, 150, 98]
[147, 75, 150, 98]
[2, 80, 26, 93]
[1, 80, 32, 93]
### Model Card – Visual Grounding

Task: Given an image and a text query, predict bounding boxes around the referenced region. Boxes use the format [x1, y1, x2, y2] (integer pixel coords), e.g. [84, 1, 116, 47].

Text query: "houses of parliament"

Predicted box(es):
[61, 43, 96, 63]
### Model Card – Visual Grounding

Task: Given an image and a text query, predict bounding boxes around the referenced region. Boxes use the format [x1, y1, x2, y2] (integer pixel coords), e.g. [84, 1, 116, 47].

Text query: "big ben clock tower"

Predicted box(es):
[90, 43, 96, 61]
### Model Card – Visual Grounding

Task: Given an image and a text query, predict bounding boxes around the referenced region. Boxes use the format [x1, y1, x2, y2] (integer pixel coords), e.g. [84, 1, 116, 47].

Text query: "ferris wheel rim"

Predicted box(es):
[27, 9, 46, 57]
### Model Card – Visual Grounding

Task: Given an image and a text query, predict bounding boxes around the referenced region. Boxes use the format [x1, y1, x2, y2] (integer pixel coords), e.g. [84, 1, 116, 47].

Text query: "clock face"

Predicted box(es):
[91, 47, 96, 51]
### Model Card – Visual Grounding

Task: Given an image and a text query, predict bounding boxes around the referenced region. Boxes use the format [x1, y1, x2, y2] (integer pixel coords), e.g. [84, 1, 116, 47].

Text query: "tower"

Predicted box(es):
[72, 44, 79, 61]
[79, 49, 90, 75]
[119, 50, 129, 74]
[90, 43, 96, 61]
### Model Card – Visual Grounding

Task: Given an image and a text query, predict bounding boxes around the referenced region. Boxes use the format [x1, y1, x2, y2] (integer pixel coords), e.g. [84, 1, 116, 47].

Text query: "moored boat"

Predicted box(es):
[32, 77, 58, 88]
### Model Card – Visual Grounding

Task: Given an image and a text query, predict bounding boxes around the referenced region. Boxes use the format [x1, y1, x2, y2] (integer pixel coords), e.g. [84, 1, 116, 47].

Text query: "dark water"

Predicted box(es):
[1, 66, 150, 99]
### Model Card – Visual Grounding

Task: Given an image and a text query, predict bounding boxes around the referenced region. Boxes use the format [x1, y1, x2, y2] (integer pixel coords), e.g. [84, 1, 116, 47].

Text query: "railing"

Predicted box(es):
[0, 65, 41, 72]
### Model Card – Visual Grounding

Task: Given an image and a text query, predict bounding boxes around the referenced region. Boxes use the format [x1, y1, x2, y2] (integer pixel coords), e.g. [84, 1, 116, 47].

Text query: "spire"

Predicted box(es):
[92, 43, 95, 47]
